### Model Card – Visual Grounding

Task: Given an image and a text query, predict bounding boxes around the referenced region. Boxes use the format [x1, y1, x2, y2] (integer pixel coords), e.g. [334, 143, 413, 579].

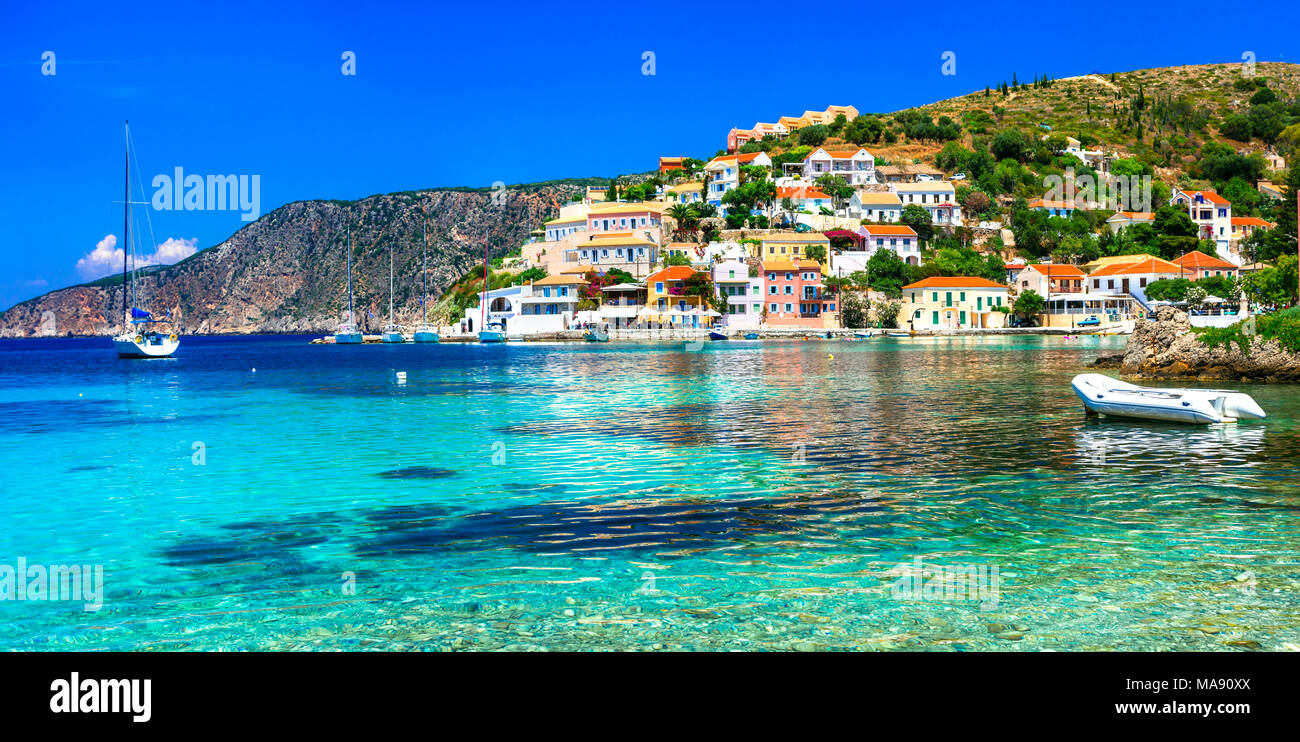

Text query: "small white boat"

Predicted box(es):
[885, 330, 911, 338]
[1071, 374, 1266, 424]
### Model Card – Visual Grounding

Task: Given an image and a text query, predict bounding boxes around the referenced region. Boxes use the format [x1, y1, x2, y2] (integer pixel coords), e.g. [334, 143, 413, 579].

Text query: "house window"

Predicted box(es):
[1108, 280, 1115, 289]
[1093, 279, 1100, 289]
[769, 303, 777, 312]
[769, 286, 777, 295]
[932, 311, 939, 324]
[1139, 278, 1147, 288]
[655, 282, 664, 293]
[784, 303, 792, 312]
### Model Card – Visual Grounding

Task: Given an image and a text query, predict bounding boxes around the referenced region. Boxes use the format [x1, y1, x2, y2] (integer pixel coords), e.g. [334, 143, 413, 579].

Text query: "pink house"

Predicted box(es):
[763, 259, 836, 328]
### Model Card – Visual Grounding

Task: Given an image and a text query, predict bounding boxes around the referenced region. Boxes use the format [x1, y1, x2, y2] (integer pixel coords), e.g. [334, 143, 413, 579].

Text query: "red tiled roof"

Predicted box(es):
[1024, 263, 1085, 277]
[777, 187, 831, 200]
[1231, 216, 1274, 227]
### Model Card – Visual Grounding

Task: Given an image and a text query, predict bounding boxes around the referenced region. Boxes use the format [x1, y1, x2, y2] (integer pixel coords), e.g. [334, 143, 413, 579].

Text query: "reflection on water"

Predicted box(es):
[0, 335, 1298, 651]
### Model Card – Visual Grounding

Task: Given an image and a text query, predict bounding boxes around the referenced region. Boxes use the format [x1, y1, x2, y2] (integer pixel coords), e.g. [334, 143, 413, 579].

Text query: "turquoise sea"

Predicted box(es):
[2, 334, 1298, 651]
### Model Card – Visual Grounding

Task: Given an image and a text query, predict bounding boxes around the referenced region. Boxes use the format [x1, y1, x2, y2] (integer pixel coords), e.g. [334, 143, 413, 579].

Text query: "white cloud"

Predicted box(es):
[75, 234, 200, 280]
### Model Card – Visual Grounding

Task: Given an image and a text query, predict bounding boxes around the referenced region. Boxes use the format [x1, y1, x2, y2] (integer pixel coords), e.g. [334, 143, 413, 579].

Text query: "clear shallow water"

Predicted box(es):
[1, 334, 1298, 651]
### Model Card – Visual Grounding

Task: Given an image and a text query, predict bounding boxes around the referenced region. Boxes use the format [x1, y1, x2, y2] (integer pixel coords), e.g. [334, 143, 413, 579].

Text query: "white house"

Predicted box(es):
[891, 182, 961, 225]
[704, 151, 772, 211]
[544, 214, 587, 242]
[1170, 188, 1233, 263]
[1086, 255, 1185, 307]
[713, 260, 764, 329]
[831, 225, 921, 276]
[849, 191, 903, 222]
[802, 147, 875, 186]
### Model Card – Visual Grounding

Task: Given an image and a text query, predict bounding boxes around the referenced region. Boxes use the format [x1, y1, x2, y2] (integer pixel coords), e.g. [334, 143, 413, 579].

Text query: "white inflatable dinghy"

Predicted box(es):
[1071, 374, 1266, 424]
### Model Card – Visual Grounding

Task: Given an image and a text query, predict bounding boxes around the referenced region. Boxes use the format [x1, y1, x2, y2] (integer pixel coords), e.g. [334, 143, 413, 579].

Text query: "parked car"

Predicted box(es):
[950, 173, 966, 180]
[1077, 316, 1101, 327]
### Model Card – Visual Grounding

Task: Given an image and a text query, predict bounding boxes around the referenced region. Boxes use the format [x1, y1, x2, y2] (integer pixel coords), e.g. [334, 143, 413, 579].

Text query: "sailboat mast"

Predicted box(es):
[346, 227, 354, 324]
[389, 242, 394, 323]
[481, 241, 488, 328]
[122, 121, 130, 332]
[422, 222, 428, 322]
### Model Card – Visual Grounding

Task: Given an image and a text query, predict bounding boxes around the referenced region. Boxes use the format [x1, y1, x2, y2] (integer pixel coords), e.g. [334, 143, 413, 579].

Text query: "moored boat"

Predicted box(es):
[1071, 374, 1266, 424]
[709, 330, 728, 341]
[413, 222, 439, 342]
[743, 332, 759, 340]
[584, 328, 610, 342]
[479, 321, 507, 343]
[885, 330, 911, 338]
[380, 242, 405, 342]
[113, 122, 179, 359]
[336, 227, 363, 344]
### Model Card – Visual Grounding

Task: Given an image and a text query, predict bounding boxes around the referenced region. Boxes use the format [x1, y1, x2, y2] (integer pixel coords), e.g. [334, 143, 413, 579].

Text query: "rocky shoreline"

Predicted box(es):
[1110, 306, 1300, 381]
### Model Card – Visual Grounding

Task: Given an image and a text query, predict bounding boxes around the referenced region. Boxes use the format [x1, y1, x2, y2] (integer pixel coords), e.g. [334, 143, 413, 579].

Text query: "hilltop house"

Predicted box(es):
[704, 152, 772, 211]
[829, 225, 920, 276]
[1027, 198, 1077, 218]
[665, 181, 706, 205]
[1170, 188, 1233, 262]
[714, 259, 764, 329]
[763, 259, 836, 328]
[563, 233, 659, 278]
[1230, 216, 1274, 243]
[586, 202, 664, 237]
[544, 214, 587, 242]
[777, 186, 833, 214]
[801, 147, 875, 187]
[1106, 211, 1155, 233]
[900, 277, 1010, 330]
[848, 191, 904, 222]
[890, 182, 961, 225]
[658, 156, 686, 173]
[758, 231, 830, 265]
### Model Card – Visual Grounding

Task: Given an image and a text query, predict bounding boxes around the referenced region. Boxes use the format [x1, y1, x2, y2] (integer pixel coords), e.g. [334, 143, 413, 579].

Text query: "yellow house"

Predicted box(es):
[644, 265, 715, 327]
[757, 232, 830, 269]
[778, 115, 806, 132]
[900, 277, 1011, 330]
[824, 104, 860, 121]
[564, 232, 659, 278]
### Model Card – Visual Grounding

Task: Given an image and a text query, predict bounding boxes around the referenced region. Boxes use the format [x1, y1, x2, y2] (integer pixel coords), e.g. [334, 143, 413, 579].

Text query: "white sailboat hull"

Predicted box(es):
[114, 332, 179, 358]
[1072, 374, 1266, 425]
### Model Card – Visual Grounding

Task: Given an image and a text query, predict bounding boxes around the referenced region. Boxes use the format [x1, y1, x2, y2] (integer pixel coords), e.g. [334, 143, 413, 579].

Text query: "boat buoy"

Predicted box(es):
[827, 353, 834, 359]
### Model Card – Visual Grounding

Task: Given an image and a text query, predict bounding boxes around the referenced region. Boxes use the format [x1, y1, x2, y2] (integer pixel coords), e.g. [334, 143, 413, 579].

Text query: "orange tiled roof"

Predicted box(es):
[860, 225, 918, 236]
[1089, 256, 1184, 277]
[1231, 216, 1274, 227]
[1178, 189, 1230, 205]
[1024, 263, 1085, 277]
[647, 266, 697, 282]
[1174, 251, 1237, 270]
[902, 276, 1009, 290]
[777, 187, 831, 200]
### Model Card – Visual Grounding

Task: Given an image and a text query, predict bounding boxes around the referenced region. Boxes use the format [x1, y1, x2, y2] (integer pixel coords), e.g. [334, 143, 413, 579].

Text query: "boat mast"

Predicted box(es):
[346, 226, 354, 325]
[422, 221, 428, 323]
[481, 241, 488, 329]
[388, 241, 394, 325]
[122, 120, 130, 332]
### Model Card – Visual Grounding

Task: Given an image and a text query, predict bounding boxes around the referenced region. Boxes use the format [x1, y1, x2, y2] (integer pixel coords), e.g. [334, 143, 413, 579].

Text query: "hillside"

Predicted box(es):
[0, 182, 594, 337]
[731, 62, 1299, 182]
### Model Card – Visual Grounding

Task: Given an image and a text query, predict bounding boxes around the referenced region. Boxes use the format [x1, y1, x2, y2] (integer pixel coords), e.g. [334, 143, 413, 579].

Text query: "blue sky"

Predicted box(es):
[0, 0, 1294, 308]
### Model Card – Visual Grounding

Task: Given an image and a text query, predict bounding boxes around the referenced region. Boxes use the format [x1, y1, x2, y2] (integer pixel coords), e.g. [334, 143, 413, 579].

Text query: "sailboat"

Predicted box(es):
[477, 241, 506, 343]
[113, 121, 179, 359]
[380, 240, 405, 343]
[334, 227, 363, 344]
[413, 221, 439, 343]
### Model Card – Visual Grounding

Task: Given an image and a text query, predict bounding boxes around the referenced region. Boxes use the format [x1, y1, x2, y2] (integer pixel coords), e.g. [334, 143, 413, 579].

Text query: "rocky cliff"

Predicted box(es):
[1120, 307, 1300, 381]
[0, 183, 589, 336]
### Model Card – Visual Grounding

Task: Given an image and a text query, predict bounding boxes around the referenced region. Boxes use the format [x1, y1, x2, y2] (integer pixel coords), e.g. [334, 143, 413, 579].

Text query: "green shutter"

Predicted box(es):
[931, 311, 938, 325]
